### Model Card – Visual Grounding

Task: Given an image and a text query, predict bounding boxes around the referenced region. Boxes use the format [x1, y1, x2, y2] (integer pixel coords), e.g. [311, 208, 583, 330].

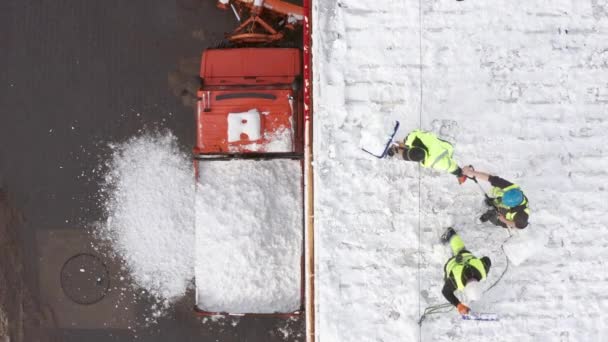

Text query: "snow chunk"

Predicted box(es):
[503, 228, 546, 266]
[99, 132, 194, 302]
[195, 159, 303, 313]
[227, 109, 262, 142]
[263, 126, 294, 152]
[233, 126, 294, 153]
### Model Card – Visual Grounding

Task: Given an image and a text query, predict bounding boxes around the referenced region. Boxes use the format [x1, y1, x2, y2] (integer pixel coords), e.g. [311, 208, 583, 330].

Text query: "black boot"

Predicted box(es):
[441, 227, 457, 244]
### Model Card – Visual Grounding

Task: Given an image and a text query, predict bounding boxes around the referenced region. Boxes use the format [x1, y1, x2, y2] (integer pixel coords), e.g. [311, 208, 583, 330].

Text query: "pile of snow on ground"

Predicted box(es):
[98, 132, 194, 302]
[195, 159, 302, 313]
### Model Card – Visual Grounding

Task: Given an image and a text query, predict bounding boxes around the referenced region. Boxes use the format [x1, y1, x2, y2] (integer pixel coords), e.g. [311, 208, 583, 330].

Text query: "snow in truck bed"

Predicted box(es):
[195, 159, 303, 313]
[313, 0, 608, 341]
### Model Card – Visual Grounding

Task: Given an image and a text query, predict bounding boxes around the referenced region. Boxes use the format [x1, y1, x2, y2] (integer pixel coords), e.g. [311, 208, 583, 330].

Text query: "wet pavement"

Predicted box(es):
[0, 0, 305, 341]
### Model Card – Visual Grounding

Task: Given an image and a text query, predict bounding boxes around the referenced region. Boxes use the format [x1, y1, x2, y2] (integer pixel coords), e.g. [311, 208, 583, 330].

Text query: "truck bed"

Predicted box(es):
[194, 159, 303, 314]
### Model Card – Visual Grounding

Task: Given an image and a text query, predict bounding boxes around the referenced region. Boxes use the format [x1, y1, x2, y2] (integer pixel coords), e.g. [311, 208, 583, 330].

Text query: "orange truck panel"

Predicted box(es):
[201, 48, 301, 86]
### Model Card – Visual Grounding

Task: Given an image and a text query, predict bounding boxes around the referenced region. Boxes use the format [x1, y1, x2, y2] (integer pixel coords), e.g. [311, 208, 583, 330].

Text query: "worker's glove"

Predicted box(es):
[457, 303, 470, 315]
[461, 165, 475, 177]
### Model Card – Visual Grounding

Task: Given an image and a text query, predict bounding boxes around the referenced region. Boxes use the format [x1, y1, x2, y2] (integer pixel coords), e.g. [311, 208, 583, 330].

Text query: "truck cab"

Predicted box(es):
[194, 48, 303, 156]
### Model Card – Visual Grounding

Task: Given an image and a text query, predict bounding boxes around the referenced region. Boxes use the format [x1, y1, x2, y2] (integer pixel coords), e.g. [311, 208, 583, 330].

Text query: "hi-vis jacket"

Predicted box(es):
[442, 251, 490, 307]
[445, 252, 487, 290]
[404, 130, 459, 173]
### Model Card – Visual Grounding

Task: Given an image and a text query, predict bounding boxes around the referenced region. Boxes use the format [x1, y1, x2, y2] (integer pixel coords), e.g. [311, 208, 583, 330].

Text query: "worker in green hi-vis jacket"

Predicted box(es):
[388, 129, 466, 184]
[461, 166, 530, 229]
[440, 227, 492, 315]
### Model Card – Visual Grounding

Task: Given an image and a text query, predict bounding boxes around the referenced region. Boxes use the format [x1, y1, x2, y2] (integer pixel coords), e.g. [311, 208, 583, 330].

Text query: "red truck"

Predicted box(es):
[192, 47, 305, 316]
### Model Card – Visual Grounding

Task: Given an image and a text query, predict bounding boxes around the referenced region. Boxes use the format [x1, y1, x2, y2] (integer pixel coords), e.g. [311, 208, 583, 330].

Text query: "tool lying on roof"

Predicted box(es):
[462, 312, 499, 321]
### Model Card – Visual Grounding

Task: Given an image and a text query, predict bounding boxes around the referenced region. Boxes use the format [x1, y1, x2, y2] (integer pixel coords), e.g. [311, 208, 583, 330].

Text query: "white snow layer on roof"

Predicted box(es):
[195, 159, 303, 313]
[313, 0, 608, 341]
[99, 133, 194, 302]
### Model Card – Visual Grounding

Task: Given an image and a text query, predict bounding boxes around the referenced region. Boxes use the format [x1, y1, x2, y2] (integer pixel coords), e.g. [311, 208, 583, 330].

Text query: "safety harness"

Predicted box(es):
[445, 252, 487, 290]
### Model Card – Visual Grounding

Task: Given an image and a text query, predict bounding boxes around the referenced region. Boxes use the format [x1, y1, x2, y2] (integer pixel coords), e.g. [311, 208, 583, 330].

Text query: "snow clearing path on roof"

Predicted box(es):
[313, 1, 608, 341]
[195, 159, 303, 314]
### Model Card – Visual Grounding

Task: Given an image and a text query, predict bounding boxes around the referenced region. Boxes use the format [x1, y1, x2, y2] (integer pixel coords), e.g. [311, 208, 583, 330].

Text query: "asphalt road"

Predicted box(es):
[0, 0, 305, 341]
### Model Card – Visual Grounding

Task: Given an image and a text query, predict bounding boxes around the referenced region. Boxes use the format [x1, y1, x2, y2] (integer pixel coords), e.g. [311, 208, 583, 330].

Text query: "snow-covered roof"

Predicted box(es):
[313, 0, 608, 340]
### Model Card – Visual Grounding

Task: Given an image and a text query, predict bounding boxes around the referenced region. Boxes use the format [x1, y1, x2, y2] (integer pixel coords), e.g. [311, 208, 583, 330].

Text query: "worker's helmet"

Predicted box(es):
[404, 147, 426, 162]
[502, 189, 524, 207]
[464, 279, 483, 302]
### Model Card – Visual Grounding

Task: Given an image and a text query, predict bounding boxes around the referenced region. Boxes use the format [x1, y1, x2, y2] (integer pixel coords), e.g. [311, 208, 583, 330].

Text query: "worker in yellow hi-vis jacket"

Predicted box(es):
[388, 129, 466, 184]
[440, 227, 492, 315]
[462, 166, 530, 229]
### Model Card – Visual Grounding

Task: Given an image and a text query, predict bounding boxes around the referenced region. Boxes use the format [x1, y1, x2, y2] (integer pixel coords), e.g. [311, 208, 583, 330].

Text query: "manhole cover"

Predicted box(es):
[60, 253, 110, 305]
